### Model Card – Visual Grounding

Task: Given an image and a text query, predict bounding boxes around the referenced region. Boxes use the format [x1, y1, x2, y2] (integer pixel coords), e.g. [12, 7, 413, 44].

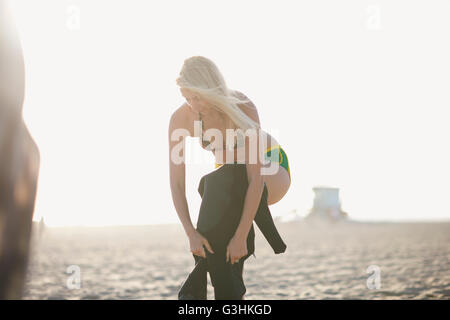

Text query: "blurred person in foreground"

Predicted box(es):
[0, 0, 41, 300]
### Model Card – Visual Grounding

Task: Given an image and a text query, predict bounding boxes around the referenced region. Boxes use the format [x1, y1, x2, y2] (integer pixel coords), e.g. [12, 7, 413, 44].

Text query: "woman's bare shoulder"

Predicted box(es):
[169, 103, 195, 136]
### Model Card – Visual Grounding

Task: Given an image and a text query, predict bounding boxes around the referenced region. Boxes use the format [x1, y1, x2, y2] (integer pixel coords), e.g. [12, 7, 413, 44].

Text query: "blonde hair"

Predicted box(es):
[176, 56, 261, 131]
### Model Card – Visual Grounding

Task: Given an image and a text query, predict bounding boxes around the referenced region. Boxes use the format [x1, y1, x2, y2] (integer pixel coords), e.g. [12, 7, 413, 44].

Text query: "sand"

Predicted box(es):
[22, 220, 450, 300]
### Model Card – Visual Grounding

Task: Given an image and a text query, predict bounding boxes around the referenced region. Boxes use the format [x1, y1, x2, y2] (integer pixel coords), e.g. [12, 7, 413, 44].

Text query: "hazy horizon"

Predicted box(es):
[34, 217, 450, 229]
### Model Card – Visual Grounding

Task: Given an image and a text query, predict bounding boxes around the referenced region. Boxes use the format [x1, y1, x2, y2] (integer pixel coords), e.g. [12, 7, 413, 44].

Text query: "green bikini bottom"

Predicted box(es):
[264, 145, 291, 180]
[214, 145, 291, 180]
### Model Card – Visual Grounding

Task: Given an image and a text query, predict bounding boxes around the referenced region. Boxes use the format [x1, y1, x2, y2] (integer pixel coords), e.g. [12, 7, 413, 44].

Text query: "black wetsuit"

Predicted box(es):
[178, 163, 287, 300]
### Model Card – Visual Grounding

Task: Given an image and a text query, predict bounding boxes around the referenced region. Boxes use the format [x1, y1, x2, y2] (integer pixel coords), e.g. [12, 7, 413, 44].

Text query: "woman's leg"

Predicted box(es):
[196, 164, 255, 300]
[237, 257, 246, 300]
[178, 253, 208, 300]
[205, 247, 251, 300]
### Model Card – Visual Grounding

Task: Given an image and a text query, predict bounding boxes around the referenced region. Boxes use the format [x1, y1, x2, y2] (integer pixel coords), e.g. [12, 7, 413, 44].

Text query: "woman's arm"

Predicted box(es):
[168, 109, 196, 237]
[226, 94, 265, 264]
[168, 108, 215, 257]
[233, 134, 265, 240]
[233, 91, 264, 239]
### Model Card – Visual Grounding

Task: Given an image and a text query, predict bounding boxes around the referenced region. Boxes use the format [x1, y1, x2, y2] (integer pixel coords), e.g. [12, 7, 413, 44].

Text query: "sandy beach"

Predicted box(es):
[23, 220, 450, 300]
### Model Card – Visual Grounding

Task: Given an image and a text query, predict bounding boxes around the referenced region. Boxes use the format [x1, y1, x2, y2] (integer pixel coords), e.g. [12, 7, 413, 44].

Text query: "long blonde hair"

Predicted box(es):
[176, 56, 261, 131]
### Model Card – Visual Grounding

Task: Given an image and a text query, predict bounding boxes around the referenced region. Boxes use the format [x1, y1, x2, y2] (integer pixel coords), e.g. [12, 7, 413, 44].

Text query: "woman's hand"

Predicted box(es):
[226, 234, 248, 265]
[188, 230, 214, 258]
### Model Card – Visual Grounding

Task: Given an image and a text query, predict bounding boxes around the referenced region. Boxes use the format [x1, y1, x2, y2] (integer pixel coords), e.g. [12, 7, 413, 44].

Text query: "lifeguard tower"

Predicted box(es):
[306, 186, 348, 221]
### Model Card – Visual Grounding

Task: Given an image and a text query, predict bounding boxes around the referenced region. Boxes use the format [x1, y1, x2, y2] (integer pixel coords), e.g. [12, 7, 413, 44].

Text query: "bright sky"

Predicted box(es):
[8, 0, 450, 227]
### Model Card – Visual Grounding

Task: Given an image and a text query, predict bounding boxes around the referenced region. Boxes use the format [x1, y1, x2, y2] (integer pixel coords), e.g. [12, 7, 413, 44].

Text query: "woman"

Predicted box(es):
[168, 56, 291, 300]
